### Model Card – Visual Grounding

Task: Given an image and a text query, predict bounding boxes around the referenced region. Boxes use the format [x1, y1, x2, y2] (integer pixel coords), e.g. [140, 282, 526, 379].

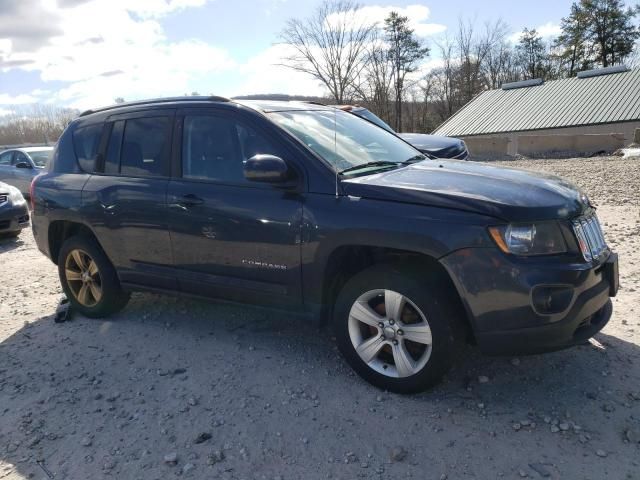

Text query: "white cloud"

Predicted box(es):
[233, 44, 327, 97]
[119, 0, 208, 18]
[0, 108, 14, 116]
[509, 22, 562, 43]
[0, 0, 234, 109]
[327, 4, 446, 37]
[0, 1, 447, 107]
[0, 93, 39, 105]
[537, 22, 562, 38]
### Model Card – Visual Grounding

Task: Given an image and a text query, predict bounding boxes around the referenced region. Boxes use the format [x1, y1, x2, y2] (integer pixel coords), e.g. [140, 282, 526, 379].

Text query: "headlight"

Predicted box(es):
[488, 222, 567, 256]
[8, 186, 26, 205]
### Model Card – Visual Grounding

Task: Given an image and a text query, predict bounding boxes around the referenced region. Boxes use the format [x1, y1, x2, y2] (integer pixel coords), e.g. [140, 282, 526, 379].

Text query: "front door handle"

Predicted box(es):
[177, 194, 204, 207]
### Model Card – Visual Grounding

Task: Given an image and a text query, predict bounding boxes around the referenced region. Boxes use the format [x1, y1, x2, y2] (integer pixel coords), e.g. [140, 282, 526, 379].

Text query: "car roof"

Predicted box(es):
[76, 96, 335, 121]
[0, 146, 53, 154]
[17, 146, 54, 153]
[234, 100, 334, 113]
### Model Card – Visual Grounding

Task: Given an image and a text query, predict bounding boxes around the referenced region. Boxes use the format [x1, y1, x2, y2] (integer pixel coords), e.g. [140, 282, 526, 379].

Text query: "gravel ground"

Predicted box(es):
[0, 156, 639, 480]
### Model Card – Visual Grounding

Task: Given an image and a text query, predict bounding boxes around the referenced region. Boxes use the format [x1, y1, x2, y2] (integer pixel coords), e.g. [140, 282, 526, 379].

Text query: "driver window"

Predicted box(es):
[13, 152, 29, 166]
[182, 115, 280, 184]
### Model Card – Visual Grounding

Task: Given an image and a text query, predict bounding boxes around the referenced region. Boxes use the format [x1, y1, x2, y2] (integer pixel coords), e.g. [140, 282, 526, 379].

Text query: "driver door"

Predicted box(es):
[167, 108, 304, 307]
[12, 151, 34, 194]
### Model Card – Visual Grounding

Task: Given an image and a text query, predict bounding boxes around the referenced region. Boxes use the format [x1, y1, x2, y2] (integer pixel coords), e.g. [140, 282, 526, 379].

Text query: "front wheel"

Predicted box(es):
[333, 264, 460, 393]
[58, 235, 130, 318]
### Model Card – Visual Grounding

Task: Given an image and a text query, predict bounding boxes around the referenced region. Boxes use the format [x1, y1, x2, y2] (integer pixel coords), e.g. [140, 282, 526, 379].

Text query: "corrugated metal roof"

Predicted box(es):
[433, 68, 640, 137]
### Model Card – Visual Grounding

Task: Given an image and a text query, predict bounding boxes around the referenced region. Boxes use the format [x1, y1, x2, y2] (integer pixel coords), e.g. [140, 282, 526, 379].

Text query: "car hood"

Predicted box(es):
[398, 133, 466, 157]
[342, 159, 591, 221]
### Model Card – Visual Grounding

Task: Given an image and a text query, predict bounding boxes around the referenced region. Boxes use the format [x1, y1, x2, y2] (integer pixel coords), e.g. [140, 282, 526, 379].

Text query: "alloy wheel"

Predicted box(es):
[64, 248, 102, 307]
[348, 289, 433, 378]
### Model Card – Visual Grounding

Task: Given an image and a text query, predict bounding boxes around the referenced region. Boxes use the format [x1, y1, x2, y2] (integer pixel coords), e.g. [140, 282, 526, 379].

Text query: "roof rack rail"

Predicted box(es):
[501, 78, 544, 90]
[79, 95, 231, 117]
[577, 65, 628, 79]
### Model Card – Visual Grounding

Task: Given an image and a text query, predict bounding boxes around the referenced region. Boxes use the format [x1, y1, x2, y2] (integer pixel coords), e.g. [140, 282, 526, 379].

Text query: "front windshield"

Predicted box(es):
[268, 109, 421, 173]
[28, 150, 53, 167]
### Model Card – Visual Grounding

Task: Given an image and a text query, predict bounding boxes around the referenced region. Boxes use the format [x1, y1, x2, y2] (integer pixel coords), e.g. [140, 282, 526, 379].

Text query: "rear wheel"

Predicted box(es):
[58, 236, 129, 318]
[333, 264, 460, 393]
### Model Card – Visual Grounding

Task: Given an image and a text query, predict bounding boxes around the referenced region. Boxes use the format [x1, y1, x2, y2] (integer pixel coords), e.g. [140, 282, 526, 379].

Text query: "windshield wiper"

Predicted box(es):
[339, 161, 401, 175]
[402, 154, 429, 164]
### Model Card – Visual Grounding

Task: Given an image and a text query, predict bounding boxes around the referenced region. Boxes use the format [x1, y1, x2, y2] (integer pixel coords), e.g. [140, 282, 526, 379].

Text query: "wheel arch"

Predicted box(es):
[48, 220, 104, 265]
[318, 244, 474, 341]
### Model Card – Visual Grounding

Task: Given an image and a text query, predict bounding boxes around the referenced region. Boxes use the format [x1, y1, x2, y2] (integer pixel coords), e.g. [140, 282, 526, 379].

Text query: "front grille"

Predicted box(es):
[0, 194, 7, 205]
[572, 213, 608, 261]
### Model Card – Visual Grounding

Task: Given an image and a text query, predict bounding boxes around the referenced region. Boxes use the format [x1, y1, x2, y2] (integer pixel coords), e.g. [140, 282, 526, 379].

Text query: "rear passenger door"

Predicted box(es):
[167, 108, 304, 306]
[82, 110, 177, 290]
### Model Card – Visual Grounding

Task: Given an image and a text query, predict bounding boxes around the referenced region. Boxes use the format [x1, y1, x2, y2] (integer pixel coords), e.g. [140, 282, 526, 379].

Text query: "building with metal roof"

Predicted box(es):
[433, 66, 640, 156]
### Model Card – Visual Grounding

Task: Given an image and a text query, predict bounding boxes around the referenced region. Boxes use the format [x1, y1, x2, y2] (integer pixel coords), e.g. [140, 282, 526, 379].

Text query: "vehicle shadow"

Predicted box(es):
[1, 293, 638, 479]
[0, 233, 26, 253]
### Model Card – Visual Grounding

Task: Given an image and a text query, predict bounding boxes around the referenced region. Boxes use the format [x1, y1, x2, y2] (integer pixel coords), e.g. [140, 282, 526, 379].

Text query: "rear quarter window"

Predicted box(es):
[72, 124, 103, 172]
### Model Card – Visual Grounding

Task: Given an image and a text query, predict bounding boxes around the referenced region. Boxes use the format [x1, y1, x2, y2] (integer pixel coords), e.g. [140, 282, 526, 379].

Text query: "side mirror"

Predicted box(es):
[244, 154, 291, 184]
[15, 161, 32, 169]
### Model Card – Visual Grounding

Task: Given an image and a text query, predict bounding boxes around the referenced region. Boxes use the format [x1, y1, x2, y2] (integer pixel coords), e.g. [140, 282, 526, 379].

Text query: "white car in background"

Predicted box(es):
[0, 146, 53, 196]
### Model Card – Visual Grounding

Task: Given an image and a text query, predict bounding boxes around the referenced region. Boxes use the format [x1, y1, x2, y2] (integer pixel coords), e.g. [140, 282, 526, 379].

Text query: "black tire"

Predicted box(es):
[58, 235, 130, 318]
[333, 263, 461, 393]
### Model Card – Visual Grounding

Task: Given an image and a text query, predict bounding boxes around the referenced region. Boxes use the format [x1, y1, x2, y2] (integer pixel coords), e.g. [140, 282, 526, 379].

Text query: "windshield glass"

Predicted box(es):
[268, 109, 420, 173]
[28, 150, 53, 167]
[354, 109, 395, 133]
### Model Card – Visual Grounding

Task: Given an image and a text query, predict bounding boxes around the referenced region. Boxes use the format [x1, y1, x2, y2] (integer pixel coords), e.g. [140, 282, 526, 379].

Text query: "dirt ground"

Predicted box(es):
[0, 156, 639, 480]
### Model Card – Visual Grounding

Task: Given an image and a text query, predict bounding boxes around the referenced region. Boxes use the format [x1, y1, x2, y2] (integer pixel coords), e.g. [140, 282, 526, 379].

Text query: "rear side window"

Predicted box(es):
[120, 117, 171, 177]
[73, 124, 103, 172]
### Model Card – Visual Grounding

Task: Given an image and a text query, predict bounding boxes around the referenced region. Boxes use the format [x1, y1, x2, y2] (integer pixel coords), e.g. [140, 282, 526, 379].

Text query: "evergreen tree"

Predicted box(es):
[555, 3, 594, 76]
[556, 0, 639, 70]
[516, 28, 548, 79]
[582, 0, 639, 67]
[384, 12, 429, 131]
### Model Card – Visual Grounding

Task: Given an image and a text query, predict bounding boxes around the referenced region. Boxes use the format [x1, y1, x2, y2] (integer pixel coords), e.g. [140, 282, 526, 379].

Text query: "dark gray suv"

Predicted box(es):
[31, 96, 618, 393]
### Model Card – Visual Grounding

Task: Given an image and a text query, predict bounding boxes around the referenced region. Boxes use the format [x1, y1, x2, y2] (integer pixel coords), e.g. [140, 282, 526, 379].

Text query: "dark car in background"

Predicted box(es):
[337, 105, 469, 160]
[31, 97, 617, 393]
[0, 181, 30, 238]
[0, 146, 53, 196]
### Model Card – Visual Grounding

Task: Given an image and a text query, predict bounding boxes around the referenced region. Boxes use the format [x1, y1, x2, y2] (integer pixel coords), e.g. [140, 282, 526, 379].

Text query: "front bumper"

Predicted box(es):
[441, 248, 618, 355]
[0, 202, 30, 233]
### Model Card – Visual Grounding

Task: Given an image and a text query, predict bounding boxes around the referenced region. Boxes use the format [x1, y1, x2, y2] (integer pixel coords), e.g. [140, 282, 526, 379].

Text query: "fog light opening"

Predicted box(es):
[532, 285, 574, 315]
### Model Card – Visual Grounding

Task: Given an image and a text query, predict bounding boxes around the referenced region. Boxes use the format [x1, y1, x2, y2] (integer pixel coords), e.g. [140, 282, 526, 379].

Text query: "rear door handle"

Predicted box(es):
[177, 194, 204, 207]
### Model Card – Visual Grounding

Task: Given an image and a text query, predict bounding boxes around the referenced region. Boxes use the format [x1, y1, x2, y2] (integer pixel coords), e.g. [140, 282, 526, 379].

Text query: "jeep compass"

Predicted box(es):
[31, 96, 619, 393]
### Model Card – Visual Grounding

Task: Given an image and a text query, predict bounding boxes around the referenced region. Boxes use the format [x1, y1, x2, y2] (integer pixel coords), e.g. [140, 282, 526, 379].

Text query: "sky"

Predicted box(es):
[0, 0, 572, 111]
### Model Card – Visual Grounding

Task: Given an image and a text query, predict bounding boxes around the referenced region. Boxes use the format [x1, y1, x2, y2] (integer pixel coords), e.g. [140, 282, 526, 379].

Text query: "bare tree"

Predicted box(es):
[280, 0, 376, 103]
[456, 17, 494, 104]
[482, 20, 519, 88]
[426, 36, 457, 121]
[0, 105, 77, 146]
[355, 30, 395, 124]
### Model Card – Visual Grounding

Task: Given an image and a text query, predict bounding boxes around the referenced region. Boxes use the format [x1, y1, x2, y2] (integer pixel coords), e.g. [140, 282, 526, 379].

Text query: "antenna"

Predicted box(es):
[334, 107, 339, 198]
